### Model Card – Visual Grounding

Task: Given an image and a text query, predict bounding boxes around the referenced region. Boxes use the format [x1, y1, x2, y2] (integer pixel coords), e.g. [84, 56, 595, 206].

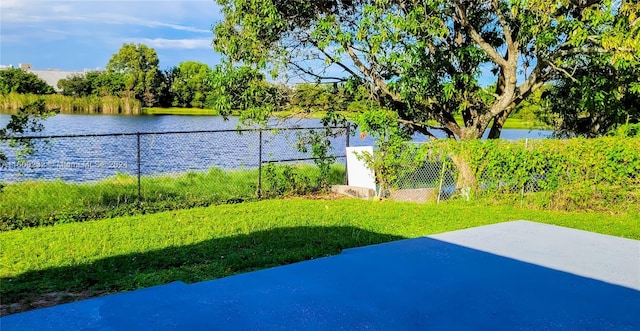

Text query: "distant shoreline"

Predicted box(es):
[1, 106, 548, 130]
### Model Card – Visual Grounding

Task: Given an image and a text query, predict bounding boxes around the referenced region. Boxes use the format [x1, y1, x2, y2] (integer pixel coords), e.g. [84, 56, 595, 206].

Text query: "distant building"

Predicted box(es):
[0, 63, 101, 92]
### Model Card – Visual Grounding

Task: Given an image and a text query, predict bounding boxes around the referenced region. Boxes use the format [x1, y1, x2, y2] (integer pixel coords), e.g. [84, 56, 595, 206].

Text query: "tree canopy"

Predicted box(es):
[541, 58, 640, 137]
[0, 69, 55, 95]
[57, 71, 126, 98]
[169, 61, 214, 108]
[213, 0, 640, 140]
[205, 65, 286, 122]
[106, 43, 164, 106]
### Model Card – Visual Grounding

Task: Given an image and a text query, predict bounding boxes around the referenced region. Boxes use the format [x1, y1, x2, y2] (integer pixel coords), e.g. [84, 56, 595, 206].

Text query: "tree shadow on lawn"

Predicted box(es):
[1, 226, 405, 316]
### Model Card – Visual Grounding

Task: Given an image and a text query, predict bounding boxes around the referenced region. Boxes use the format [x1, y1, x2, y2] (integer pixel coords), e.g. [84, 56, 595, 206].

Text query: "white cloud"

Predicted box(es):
[1, 1, 218, 31]
[1, 6, 212, 34]
[95, 13, 211, 34]
[0, 1, 221, 69]
[127, 38, 212, 49]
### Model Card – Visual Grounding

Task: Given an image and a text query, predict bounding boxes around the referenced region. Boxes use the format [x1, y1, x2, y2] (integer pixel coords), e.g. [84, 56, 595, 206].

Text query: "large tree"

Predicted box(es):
[169, 61, 214, 108]
[213, 0, 640, 140]
[106, 43, 164, 106]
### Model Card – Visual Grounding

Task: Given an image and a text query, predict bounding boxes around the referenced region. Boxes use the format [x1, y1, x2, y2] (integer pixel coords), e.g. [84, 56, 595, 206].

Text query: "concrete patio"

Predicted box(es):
[2, 221, 639, 330]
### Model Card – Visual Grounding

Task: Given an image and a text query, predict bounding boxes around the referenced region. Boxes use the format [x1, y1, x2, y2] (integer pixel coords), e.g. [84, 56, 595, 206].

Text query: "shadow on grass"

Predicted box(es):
[1, 226, 405, 315]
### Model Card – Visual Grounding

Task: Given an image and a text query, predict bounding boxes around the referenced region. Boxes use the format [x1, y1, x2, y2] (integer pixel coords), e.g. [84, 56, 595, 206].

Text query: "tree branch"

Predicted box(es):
[452, 0, 508, 68]
[491, 0, 517, 52]
[344, 44, 402, 101]
[306, 40, 362, 79]
[548, 61, 579, 82]
[397, 118, 439, 140]
[288, 61, 349, 82]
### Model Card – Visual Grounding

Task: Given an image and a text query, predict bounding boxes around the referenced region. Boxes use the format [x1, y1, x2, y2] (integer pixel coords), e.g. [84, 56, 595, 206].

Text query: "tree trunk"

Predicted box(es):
[488, 110, 510, 139]
[449, 153, 476, 191]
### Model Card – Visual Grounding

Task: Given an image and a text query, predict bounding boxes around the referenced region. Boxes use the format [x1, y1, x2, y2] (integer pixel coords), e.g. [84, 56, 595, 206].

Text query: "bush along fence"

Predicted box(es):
[0, 126, 350, 230]
[380, 137, 640, 212]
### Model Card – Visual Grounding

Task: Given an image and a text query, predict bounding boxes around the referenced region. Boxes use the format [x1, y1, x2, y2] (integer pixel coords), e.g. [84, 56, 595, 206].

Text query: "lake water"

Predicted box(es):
[0, 113, 553, 182]
[0, 113, 552, 138]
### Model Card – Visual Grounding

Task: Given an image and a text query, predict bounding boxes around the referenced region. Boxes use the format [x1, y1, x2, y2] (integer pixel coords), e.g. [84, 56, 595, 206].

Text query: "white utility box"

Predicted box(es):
[346, 146, 376, 190]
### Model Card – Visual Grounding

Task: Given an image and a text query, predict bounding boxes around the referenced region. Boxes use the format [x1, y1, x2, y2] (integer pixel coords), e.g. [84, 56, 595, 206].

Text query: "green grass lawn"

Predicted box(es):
[1, 197, 638, 315]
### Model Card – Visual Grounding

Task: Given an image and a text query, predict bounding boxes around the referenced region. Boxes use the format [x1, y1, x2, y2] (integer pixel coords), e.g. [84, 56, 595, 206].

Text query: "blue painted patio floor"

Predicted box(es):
[2, 221, 639, 330]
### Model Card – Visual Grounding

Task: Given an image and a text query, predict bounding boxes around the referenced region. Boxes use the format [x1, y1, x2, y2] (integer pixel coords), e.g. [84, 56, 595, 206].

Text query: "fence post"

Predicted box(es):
[436, 158, 447, 205]
[346, 125, 350, 147]
[137, 132, 141, 204]
[520, 138, 528, 208]
[344, 125, 350, 185]
[258, 129, 263, 199]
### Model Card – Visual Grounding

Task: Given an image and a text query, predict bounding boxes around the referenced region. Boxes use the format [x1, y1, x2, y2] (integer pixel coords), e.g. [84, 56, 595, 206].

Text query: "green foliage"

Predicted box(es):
[106, 43, 164, 106]
[0, 69, 55, 95]
[541, 60, 640, 138]
[205, 65, 286, 123]
[57, 71, 126, 98]
[57, 74, 92, 97]
[353, 108, 434, 193]
[288, 83, 357, 112]
[262, 164, 311, 197]
[294, 120, 350, 190]
[89, 71, 127, 97]
[362, 132, 639, 211]
[608, 123, 640, 138]
[168, 61, 214, 108]
[0, 100, 57, 163]
[213, 0, 640, 140]
[437, 137, 640, 212]
[0, 93, 141, 114]
[261, 163, 345, 198]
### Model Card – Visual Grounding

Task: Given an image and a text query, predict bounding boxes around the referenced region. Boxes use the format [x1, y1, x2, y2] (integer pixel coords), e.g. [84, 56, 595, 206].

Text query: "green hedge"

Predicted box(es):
[435, 137, 640, 212]
[455, 137, 639, 188]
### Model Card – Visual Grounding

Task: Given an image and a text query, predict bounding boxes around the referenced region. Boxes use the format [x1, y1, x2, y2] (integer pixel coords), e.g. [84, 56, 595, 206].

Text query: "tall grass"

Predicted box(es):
[0, 93, 141, 114]
[0, 164, 346, 230]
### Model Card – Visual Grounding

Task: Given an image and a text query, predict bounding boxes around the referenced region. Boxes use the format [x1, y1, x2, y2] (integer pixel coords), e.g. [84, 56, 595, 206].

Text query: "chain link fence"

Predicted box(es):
[0, 126, 350, 229]
[390, 158, 457, 203]
[389, 139, 640, 212]
[389, 140, 556, 204]
[5, 131, 636, 229]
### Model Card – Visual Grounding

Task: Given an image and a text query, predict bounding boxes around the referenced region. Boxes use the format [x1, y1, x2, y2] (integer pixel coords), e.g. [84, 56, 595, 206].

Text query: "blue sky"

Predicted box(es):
[0, 0, 225, 71]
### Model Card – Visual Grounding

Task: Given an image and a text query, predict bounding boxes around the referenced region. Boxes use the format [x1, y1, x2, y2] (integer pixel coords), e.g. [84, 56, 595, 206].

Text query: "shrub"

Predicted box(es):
[370, 136, 640, 212]
[434, 137, 640, 212]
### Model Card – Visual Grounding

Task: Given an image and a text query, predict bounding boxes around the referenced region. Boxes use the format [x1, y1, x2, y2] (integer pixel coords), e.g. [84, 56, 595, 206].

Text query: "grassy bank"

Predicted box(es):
[0, 93, 141, 114]
[1, 97, 546, 130]
[0, 164, 345, 230]
[1, 197, 638, 315]
[142, 107, 222, 115]
[140, 107, 547, 130]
